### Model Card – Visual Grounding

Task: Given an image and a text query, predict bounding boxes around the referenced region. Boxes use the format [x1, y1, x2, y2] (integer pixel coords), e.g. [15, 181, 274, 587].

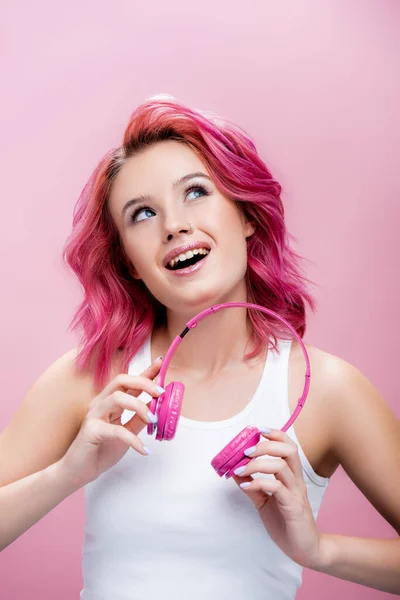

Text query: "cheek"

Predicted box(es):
[203, 205, 241, 241]
[219, 216, 248, 252]
[122, 238, 155, 277]
[217, 236, 248, 283]
[231, 242, 249, 272]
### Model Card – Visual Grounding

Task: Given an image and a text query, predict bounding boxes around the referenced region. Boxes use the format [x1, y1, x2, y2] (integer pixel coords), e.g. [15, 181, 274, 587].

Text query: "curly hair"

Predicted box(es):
[62, 94, 317, 391]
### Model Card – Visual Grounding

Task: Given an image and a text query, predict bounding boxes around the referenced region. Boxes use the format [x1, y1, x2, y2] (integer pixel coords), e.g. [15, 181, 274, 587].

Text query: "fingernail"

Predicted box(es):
[234, 466, 246, 475]
[143, 446, 152, 455]
[259, 427, 271, 434]
[155, 385, 166, 394]
[147, 411, 157, 424]
[154, 356, 163, 362]
[240, 482, 251, 489]
[244, 445, 257, 456]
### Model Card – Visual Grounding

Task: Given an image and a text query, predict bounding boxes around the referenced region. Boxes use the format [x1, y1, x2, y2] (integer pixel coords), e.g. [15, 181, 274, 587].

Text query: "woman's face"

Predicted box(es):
[108, 140, 254, 314]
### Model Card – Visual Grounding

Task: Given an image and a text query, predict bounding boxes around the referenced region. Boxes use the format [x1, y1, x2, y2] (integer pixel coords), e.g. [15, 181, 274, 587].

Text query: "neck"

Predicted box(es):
[152, 291, 261, 378]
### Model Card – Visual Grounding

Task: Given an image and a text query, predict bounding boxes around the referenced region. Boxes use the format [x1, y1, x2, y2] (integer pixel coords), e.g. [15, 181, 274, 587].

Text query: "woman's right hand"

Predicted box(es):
[59, 357, 164, 490]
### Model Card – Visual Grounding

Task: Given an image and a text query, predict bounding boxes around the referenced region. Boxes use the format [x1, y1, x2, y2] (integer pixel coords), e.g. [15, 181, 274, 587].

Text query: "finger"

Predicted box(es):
[259, 441, 302, 479]
[125, 356, 165, 396]
[91, 375, 165, 418]
[238, 475, 291, 505]
[141, 356, 163, 378]
[233, 458, 296, 489]
[103, 390, 159, 425]
[231, 475, 271, 511]
[124, 410, 152, 436]
[96, 357, 163, 403]
[246, 440, 302, 479]
[259, 428, 297, 447]
[245, 430, 303, 479]
[87, 419, 149, 456]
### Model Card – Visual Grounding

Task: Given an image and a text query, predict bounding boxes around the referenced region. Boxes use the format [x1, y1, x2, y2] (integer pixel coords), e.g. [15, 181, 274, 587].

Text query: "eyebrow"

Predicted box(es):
[121, 172, 212, 218]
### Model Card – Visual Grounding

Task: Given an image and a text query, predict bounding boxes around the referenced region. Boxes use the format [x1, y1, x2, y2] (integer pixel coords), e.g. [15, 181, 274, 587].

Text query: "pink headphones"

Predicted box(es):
[147, 302, 311, 477]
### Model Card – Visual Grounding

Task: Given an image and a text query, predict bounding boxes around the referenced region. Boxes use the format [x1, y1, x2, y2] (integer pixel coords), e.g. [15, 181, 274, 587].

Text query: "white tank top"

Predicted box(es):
[80, 336, 330, 600]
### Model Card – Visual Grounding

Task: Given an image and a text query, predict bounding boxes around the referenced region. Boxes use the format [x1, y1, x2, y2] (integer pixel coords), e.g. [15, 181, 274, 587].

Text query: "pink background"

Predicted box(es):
[1, 0, 399, 598]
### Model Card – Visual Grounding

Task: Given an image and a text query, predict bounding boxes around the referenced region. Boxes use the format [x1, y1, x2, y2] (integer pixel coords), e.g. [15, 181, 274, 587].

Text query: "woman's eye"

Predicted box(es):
[186, 185, 209, 201]
[130, 207, 155, 223]
[129, 186, 209, 224]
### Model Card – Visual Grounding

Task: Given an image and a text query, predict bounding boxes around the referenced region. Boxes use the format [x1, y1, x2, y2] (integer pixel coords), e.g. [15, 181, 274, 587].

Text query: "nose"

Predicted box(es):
[162, 213, 193, 242]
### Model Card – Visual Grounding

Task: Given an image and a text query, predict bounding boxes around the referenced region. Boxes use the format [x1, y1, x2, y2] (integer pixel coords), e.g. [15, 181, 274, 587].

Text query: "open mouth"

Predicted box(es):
[166, 249, 210, 271]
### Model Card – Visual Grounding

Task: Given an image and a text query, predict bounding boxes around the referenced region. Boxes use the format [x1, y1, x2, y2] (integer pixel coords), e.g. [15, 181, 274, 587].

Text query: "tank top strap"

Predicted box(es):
[127, 336, 151, 376]
[252, 337, 329, 487]
[249, 337, 292, 429]
[121, 337, 151, 426]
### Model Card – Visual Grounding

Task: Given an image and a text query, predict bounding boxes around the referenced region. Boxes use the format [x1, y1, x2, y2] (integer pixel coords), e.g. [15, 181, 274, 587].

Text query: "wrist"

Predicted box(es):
[311, 533, 336, 572]
[53, 457, 87, 494]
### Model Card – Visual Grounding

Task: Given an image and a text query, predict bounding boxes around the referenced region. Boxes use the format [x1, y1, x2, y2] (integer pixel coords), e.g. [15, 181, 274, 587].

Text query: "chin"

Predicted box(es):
[169, 285, 242, 316]
[175, 294, 218, 315]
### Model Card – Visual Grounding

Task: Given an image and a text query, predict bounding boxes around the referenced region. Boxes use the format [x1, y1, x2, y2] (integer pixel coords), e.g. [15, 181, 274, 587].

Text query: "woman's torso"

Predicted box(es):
[102, 336, 339, 480]
[79, 334, 334, 600]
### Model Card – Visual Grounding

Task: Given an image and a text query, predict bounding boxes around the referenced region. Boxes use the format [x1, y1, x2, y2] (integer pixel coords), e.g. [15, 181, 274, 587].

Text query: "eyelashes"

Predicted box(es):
[129, 206, 154, 224]
[129, 184, 211, 224]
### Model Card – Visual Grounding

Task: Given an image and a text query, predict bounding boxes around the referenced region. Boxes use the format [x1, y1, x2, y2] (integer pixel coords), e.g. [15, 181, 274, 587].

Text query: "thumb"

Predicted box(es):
[232, 475, 271, 511]
[124, 356, 163, 397]
[140, 355, 164, 380]
[124, 356, 163, 435]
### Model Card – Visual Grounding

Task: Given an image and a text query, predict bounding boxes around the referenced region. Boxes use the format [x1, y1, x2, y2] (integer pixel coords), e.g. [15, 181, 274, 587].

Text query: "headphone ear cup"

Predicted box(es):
[211, 426, 260, 478]
[146, 395, 160, 436]
[156, 381, 185, 441]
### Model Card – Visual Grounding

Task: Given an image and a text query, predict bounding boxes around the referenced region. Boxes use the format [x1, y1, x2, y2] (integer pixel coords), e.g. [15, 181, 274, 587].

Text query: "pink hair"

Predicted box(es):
[62, 94, 317, 391]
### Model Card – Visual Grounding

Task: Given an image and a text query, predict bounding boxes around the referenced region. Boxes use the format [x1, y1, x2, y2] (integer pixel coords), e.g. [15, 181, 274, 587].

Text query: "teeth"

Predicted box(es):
[168, 247, 209, 268]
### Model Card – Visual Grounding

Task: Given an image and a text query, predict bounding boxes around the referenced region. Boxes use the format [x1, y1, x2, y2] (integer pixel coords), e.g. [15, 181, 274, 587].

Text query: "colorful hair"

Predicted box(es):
[62, 94, 317, 391]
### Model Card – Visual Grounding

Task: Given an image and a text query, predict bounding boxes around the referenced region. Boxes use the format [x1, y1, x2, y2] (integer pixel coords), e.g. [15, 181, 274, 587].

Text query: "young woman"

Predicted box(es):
[0, 95, 399, 599]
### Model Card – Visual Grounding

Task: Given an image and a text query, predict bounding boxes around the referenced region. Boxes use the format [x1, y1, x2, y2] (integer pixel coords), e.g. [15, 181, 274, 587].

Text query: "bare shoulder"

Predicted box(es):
[35, 346, 99, 416]
[290, 338, 373, 404]
[307, 344, 400, 459]
[0, 346, 122, 487]
[56, 346, 124, 419]
[294, 340, 396, 422]
[288, 341, 345, 477]
[289, 340, 400, 496]
[33, 345, 125, 424]
[289, 339, 345, 419]
[299, 342, 400, 533]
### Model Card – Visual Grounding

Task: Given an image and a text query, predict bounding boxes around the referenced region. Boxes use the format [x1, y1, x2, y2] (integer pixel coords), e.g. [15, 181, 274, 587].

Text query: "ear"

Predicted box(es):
[237, 206, 256, 239]
[124, 255, 141, 280]
[244, 220, 256, 239]
[129, 264, 141, 280]
[118, 241, 141, 280]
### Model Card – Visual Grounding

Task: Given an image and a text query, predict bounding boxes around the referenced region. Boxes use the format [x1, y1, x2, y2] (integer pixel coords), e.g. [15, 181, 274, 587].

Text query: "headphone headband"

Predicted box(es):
[156, 302, 310, 433]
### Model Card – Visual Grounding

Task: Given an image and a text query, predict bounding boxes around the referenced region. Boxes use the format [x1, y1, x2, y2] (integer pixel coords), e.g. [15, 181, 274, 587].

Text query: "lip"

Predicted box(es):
[162, 242, 211, 268]
[166, 251, 210, 277]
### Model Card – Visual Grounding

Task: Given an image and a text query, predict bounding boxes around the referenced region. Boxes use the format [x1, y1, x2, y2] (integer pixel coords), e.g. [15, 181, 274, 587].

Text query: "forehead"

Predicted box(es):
[109, 140, 207, 207]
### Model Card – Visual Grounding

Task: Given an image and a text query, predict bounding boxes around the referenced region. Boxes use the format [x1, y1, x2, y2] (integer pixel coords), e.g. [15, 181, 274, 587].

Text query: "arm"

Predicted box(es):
[315, 534, 400, 594]
[312, 356, 400, 594]
[234, 348, 400, 594]
[0, 348, 93, 551]
[0, 348, 158, 553]
[0, 459, 79, 551]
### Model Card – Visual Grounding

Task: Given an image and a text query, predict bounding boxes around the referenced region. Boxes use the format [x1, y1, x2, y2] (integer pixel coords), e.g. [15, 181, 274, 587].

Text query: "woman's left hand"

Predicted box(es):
[232, 428, 323, 569]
